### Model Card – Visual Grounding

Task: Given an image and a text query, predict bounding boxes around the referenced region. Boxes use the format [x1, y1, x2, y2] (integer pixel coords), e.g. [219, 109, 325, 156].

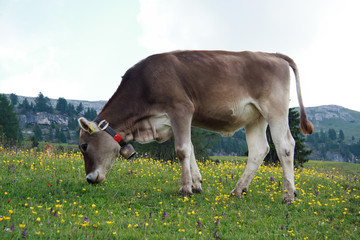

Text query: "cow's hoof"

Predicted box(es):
[179, 186, 193, 196]
[230, 190, 241, 198]
[192, 185, 202, 194]
[282, 191, 296, 204]
[282, 198, 294, 205]
[230, 188, 247, 198]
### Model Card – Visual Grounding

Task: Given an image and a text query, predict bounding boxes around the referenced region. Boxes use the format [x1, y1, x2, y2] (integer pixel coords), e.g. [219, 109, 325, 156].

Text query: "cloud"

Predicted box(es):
[294, 0, 360, 110]
[2, 0, 360, 112]
[0, 1, 146, 101]
[137, 0, 323, 55]
[0, 47, 84, 99]
[137, 0, 360, 111]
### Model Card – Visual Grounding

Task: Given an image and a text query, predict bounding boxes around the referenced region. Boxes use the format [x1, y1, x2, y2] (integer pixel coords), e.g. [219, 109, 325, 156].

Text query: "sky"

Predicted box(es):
[1, 0, 360, 111]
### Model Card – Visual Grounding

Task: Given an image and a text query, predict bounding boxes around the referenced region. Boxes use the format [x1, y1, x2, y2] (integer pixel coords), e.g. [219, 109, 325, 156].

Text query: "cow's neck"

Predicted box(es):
[98, 107, 146, 143]
[98, 98, 172, 144]
[98, 80, 154, 142]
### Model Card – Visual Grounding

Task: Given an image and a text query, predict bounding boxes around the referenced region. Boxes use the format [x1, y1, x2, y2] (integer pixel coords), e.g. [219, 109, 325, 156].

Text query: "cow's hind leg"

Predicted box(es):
[269, 118, 296, 203]
[231, 117, 269, 198]
[190, 144, 202, 193]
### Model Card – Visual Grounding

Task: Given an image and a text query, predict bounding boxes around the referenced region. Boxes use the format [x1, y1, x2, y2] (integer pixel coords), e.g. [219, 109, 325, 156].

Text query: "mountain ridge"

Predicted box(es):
[299, 104, 360, 142]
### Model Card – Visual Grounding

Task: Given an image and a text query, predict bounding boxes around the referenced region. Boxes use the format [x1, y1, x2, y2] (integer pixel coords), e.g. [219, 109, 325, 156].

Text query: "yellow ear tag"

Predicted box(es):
[88, 124, 95, 134]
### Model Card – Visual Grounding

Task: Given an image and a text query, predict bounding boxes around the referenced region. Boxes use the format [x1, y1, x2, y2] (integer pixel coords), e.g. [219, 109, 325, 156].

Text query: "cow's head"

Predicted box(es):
[77, 117, 135, 184]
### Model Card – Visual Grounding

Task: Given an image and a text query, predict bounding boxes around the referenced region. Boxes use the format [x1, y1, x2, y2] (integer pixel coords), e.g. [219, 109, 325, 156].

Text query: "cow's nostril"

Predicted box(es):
[86, 170, 99, 184]
[86, 176, 95, 184]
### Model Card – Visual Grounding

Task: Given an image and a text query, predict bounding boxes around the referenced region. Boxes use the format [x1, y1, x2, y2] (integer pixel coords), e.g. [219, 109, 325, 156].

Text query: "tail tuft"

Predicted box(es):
[300, 115, 314, 135]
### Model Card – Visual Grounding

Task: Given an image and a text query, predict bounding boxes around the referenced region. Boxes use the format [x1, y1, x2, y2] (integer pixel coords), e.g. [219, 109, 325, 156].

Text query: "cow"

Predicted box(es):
[78, 50, 313, 203]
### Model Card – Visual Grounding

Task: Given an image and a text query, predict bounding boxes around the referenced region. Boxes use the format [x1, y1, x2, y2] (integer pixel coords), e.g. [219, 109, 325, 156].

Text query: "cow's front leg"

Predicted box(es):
[190, 144, 202, 193]
[168, 106, 195, 196]
[176, 143, 193, 196]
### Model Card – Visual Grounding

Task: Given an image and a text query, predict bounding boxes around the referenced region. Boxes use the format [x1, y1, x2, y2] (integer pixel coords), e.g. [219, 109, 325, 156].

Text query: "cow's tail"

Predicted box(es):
[274, 53, 314, 135]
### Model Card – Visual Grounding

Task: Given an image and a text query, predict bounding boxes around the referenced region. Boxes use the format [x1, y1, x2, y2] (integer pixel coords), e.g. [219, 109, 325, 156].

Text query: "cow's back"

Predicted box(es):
[138, 51, 290, 133]
[110, 51, 291, 135]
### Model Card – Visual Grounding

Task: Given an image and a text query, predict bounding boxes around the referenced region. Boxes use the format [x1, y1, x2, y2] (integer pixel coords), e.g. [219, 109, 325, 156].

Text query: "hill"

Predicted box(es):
[3, 93, 106, 144]
[304, 105, 360, 142]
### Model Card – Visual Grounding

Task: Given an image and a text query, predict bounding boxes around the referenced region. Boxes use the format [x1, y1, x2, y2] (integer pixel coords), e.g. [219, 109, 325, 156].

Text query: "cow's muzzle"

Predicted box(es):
[120, 143, 137, 159]
[86, 170, 101, 184]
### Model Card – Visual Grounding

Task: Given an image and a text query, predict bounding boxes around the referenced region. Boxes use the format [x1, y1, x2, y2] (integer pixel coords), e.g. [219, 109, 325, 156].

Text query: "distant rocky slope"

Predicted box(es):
[303, 105, 360, 142]
[4, 94, 106, 144]
[14, 95, 106, 114]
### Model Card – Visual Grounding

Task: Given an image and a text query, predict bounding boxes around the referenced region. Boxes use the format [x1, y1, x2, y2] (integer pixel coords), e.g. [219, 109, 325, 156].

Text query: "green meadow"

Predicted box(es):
[0, 147, 359, 239]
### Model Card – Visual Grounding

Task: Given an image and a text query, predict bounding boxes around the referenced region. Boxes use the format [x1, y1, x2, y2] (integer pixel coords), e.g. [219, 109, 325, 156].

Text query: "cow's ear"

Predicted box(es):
[78, 117, 97, 134]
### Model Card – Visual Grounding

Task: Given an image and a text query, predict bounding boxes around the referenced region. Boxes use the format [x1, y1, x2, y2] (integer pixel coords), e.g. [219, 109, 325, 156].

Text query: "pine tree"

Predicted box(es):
[264, 108, 312, 167]
[76, 103, 84, 114]
[55, 127, 67, 143]
[0, 94, 22, 145]
[67, 103, 76, 116]
[84, 108, 97, 120]
[34, 92, 53, 113]
[328, 129, 337, 141]
[31, 136, 39, 148]
[10, 93, 18, 106]
[33, 124, 43, 141]
[56, 97, 68, 113]
[20, 98, 32, 113]
[339, 130, 345, 142]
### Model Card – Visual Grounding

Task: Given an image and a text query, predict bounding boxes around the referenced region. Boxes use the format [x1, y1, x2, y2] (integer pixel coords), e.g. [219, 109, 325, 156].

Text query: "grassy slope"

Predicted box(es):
[305, 160, 360, 177]
[0, 150, 359, 239]
[306, 106, 360, 142]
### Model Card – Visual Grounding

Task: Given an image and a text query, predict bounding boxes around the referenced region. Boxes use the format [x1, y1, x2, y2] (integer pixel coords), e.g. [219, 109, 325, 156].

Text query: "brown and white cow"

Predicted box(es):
[78, 50, 313, 202]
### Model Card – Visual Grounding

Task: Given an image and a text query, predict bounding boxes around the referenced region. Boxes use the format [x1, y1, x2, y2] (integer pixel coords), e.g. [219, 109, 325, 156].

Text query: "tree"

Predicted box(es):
[48, 127, 54, 142]
[33, 124, 43, 141]
[34, 92, 53, 113]
[339, 130, 345, 142]
[328, 128, 337, 141]
[0, 94, 22, 145]
[68, 118, 78, 131]
[31, 136, 39, 148]
[56, 97, 68, 113]
[67, 103, 76, 116]
[55, 127, 67, 143]
[84, 108, 97, 120]
[76, 103, 84, 114]
[9, 93, 18, 106]
[19, 98, 32, 113]
[264, 108, 312, 167]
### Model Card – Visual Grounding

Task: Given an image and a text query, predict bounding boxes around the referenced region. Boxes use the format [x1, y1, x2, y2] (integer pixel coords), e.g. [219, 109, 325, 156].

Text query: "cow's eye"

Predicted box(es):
[80, 143, 88, 152]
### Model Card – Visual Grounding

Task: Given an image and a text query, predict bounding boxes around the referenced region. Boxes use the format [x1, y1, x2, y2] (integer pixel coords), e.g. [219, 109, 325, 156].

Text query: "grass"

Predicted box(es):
[305, 160, 360, 177]
[0, 147, 359, 239]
